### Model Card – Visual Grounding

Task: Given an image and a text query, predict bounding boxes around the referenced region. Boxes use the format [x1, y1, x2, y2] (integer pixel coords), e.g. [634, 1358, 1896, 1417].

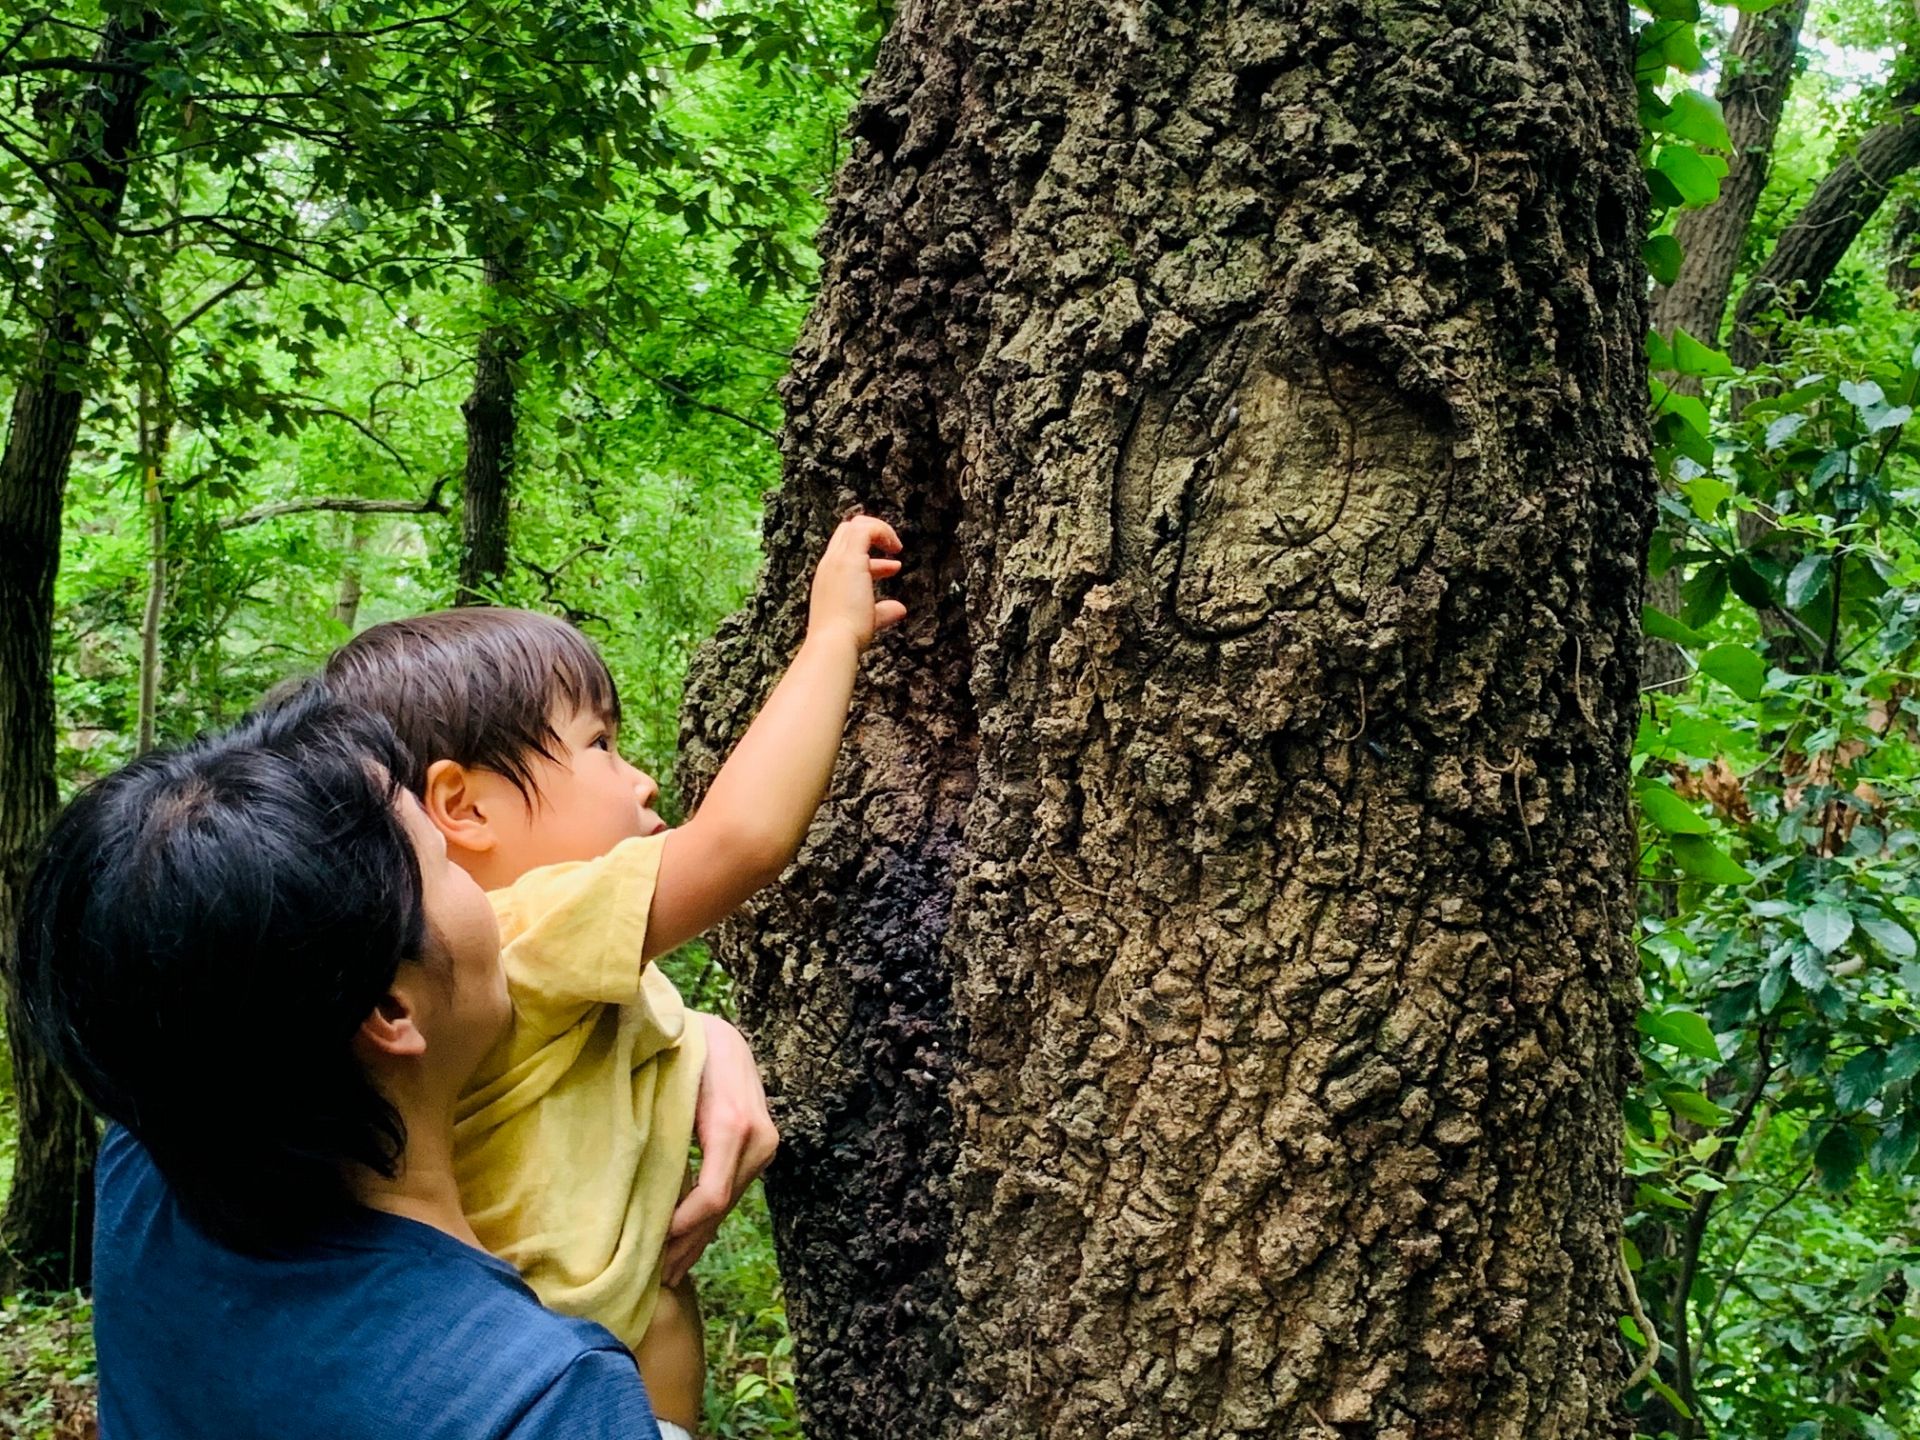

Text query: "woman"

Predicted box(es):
[16, 687, 773, 1439]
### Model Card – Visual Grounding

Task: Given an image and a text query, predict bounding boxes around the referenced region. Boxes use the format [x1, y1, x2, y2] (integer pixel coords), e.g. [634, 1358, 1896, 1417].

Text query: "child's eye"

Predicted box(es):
[591, 734, 613, 752]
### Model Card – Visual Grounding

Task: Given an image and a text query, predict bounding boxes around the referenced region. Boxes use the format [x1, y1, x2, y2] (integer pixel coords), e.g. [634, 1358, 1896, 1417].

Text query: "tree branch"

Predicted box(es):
[221, 476, 448, 530]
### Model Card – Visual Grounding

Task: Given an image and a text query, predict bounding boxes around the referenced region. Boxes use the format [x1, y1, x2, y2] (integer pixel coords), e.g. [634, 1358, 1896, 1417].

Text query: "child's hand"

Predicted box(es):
[807, 514, 906, 653]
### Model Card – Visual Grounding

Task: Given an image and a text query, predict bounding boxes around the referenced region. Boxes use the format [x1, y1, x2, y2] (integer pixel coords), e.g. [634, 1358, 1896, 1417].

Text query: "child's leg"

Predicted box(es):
[635, 1272, 705, 1434]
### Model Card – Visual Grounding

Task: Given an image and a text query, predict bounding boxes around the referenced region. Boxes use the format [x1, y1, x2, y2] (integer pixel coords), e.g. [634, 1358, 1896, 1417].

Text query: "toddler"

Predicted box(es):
[322, 515, 904, 1437]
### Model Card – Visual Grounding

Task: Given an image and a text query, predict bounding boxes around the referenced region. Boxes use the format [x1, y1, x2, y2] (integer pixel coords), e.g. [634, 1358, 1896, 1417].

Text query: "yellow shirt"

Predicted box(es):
[452, 834, 705, 1347]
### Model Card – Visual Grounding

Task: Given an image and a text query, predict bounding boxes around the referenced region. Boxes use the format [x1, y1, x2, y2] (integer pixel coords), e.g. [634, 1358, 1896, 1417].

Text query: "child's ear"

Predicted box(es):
[356, 987, 428, 1060]
[423, 759, 496, 858]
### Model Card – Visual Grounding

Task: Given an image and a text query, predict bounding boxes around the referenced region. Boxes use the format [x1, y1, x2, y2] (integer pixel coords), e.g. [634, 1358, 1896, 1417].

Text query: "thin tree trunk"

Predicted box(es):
[1649, 0, 1809, 350]
[680, 2, 1651, 1436]
[0, 9, 161, 1293]
[458, 252, 518, 604]
[1729, 81, 1920, 370]
[135, 383, 173, 757]
[332, 523, 370, 629]
[137, 468, 165, 755]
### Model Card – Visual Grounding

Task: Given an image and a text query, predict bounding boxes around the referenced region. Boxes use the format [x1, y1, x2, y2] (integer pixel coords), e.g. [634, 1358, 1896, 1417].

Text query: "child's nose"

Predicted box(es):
[632, 769, 659, 808]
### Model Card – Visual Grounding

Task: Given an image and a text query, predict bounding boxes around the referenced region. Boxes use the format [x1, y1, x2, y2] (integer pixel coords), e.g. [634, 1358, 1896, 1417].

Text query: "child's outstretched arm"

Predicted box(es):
[643, 514, 906, 960]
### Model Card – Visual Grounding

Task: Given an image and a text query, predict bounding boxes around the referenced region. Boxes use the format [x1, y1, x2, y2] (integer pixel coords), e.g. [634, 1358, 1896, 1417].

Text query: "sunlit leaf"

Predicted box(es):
[1637, 1006, 1722, 1059]
[1699, 643, 1765, 701]
[1672, 834, 1753, 885]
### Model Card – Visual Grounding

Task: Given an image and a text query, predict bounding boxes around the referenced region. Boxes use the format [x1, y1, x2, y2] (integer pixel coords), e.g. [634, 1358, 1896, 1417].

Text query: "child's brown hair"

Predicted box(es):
[323, 608, 621, 800]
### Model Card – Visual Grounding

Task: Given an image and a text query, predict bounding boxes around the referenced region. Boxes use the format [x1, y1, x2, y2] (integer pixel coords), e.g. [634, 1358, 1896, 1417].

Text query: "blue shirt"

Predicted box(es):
[93, 1126, 661, 1440]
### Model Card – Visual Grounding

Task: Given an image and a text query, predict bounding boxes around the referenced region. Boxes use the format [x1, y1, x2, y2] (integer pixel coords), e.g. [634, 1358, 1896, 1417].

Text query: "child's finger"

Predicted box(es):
[851, 515, 902, 554]
[874, 599, 908, 630]
[869, 558, 902, 579]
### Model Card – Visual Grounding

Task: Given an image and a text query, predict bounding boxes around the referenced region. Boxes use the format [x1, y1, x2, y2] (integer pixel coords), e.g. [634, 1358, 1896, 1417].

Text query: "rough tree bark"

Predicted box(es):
[1729, 80, 1920, 369]
[682, 2, 1652, 1437]
[1889, 198, 1920, 304]
[458, 251, 519, 604]
[1648, 0, 1809, 351]
[0, 10, 160, 1291]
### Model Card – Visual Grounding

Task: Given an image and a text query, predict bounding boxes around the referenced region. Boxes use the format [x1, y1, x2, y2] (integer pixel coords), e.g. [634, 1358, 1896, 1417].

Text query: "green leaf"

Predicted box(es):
[1636, 1180, 1693, 1212]
[1657, 23, 1706, 72]
[1672, 834, 1754, 885]
[1624, 1092, 1657, 1138]
[1646, 330, 1677, 371]
[1617, 1314, 1647, 1347]
[1662, 1086, 1732, 1127]
[1792, 947, 1830, 992]
[1643, 607, 1707, 646]
[1840, 378, 1886, 411]
[1786, 553, 1831, 611]
[1638, 1006, 1722, 1059]
[1699, 643, 1766, 701]
[1801, 903, 1855, 954]
[1644, 234, 1684, 286]
[1885, 1037, 1920, 1086]
[1815, 1122, 1865, 1191]
[1758, 962, 1790, 1013]
[1681, 473, 1734, 520]
[1727, 559, 1774, 611]
[1680, 564, 1729, 629]
[1673, 327, 1734, 377]
[1650, 375, 1712, 436]
[1654, 145, 1726, 206]
[1871, 1117, 1920, 1177]
[1765, 412, 1808, 449]
[1638, 782, 1712, 835]
[1660, 90, 1732, 151]
[1863, 401, 1913, 434]
[1859, 914, 1917, 961]
[1835, 1050, 1887, 1111]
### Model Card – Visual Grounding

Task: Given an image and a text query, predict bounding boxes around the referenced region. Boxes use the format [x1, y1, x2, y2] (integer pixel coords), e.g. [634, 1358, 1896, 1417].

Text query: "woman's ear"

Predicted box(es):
[357, 987, 428, 1060]
[423, 759, 495, 860]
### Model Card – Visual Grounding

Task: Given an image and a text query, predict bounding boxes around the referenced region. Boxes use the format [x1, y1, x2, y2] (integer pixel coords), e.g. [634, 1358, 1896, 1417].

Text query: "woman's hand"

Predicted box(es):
[664, 1013, 779, 1286]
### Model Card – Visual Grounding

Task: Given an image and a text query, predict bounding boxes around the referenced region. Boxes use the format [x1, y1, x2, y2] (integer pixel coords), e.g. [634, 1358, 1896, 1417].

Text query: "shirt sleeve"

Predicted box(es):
[508, 1349, 663, 1439]
[490, 833, 668, 1036]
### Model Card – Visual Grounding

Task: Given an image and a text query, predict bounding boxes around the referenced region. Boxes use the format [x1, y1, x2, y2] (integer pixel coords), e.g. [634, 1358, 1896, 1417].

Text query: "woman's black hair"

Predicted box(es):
[14, 684, 429, 1251]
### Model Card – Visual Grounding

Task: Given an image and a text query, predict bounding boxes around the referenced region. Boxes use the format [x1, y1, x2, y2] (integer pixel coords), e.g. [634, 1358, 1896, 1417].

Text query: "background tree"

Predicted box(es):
[0, 5, 163, 1292]
[681, 0, 1652, 1434]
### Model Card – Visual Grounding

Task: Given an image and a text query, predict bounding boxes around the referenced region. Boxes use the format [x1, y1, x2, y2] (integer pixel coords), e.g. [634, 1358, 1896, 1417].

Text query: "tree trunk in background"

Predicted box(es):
[332, 524, 370, 628]
[1642, 0, 1807, 690]
[458, 252, 518, 604]
[1648, 0, 1808, 351]
[1730, 83, 1920, 369]
[0, 10, 161, 1292]
[681, 2, 1651, 1436]
[1888, 198, 1920, 305]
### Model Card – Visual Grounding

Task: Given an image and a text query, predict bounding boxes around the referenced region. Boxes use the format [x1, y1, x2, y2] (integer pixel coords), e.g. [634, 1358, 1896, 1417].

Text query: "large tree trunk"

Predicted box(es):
[458, 252, 518, 604]
[0, 10, 161, 1292]
[682, 2, 1652, 1437]
[1648, 0, 1809, 349]
[1729, 81, 1920, 369]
